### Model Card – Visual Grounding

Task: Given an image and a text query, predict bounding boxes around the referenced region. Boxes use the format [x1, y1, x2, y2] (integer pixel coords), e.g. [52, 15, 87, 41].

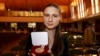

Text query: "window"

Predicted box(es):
[28, 23, 36, 28]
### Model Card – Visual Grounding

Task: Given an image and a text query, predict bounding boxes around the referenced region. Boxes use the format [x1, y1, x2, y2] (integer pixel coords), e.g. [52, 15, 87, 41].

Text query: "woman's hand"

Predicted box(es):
[28, 49, 30, 56]
[32, 53, 36, 56]
[48, 50, 53, 56]
[28, 49, 36, 56]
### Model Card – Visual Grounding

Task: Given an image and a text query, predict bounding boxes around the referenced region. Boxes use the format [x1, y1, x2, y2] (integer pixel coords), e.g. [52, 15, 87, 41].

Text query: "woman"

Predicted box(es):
[26, 3, 69, 56]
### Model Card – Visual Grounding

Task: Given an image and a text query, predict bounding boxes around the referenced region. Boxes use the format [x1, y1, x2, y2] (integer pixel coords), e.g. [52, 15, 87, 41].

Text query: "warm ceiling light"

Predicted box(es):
[0, 3, 5, 10]
[59, 6, 68, 13]
[71, 0, 78, 6]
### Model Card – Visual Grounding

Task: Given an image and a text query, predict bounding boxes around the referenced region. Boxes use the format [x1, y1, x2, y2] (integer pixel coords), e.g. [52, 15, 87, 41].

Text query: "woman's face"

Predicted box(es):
[43, 6, 62, 30]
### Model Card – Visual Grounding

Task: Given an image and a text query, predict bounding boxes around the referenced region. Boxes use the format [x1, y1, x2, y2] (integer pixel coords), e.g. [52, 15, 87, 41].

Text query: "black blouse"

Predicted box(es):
[25, 33, 69, 56]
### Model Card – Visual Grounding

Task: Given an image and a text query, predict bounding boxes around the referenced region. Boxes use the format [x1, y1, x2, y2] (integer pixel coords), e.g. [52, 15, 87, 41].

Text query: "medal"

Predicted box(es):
[35, 46, 45, 53]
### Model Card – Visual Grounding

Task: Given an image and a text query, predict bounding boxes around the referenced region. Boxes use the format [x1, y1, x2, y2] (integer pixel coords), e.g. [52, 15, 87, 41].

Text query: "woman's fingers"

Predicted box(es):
[32, 53, 36, 56]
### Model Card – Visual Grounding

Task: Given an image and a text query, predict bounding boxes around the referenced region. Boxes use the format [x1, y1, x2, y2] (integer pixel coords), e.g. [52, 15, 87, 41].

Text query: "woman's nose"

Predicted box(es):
[48, 16, 53, 22]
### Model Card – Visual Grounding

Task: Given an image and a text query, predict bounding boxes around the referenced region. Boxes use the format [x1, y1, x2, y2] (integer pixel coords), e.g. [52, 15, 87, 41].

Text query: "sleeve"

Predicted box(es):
[25, 33, 33, 56]
[62, 34, 69, 56]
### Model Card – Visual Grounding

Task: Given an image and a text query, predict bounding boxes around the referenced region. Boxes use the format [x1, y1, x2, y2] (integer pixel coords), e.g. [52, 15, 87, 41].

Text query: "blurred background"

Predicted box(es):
[0, 0, 100, 56]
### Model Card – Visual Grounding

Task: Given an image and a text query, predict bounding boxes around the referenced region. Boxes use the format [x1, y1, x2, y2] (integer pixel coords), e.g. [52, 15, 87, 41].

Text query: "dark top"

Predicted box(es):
[25, 33, 69, 56]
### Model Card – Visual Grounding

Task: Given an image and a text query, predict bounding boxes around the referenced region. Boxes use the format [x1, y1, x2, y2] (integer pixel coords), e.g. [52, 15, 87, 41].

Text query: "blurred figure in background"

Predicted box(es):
[84, 23, 96, 48]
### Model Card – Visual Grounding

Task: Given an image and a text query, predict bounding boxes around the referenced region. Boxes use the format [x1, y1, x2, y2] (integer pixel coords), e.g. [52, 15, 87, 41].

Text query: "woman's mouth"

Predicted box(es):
[48, 23, 53, 26]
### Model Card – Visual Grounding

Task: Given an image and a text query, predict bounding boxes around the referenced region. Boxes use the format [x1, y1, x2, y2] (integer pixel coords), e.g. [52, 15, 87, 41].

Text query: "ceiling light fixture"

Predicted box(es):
[0, 3, 5, 10]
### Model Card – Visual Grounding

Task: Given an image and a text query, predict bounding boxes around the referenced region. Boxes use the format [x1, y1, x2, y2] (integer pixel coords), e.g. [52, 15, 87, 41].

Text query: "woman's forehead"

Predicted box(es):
[44, 6, 60, 14]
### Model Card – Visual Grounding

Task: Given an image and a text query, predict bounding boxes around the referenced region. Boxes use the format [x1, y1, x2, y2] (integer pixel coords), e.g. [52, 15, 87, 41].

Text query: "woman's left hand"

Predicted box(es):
[48, 50, 54, 56]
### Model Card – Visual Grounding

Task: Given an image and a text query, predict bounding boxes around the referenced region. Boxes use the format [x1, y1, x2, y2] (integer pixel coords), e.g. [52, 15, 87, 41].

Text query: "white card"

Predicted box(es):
[31, 32, 48, 46]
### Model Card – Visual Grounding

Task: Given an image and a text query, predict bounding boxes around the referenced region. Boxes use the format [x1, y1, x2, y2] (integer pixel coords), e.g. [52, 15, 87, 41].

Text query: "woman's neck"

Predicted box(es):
[45, 28, 55, 38]
[45, 28, 56, 49]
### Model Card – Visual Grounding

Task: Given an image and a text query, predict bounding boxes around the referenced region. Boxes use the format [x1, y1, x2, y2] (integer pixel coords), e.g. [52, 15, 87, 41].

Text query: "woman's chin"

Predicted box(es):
[46, 27, 55, 30]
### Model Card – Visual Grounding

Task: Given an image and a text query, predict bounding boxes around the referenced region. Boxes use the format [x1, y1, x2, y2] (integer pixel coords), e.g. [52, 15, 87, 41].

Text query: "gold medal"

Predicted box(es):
[35, 47, 44, 53]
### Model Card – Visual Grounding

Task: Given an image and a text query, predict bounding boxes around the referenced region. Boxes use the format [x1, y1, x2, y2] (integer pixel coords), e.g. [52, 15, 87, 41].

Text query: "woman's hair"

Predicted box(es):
[43, 3, 61, 14]
[43, 3, 63, 56]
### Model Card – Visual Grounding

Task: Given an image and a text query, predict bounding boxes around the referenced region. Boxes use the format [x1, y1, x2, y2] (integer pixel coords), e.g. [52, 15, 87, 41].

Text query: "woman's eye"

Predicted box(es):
[53, 15, 58, 17]
[44, 14, 49, 17]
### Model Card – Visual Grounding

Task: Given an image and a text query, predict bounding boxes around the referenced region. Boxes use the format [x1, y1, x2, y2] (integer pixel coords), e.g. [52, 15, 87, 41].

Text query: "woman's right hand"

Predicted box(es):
[32, 53, 36, 56]
[28, 52, 36, 56]
[28, 49, 36, 56]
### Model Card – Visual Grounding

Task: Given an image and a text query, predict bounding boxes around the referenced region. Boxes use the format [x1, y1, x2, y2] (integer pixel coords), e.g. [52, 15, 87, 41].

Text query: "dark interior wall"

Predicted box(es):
[82, 21, 88, 31]
[0, 22, 11, 31]
[0, 23, 6, 30]
[95, 19, 100, 45]
[95, 20, 100, 32]
[17, 23, 28, 30]
[36, 23, 44, 31]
